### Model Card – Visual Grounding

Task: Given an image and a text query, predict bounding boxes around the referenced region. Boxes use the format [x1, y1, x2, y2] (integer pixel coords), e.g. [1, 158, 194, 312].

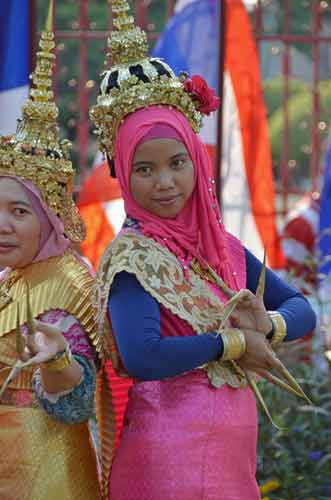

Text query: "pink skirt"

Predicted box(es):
[109, 370, 261, 500]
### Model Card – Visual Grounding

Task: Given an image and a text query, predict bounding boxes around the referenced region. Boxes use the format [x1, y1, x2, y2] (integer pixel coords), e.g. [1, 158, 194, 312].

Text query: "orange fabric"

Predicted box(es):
[78, 161, 122, 269]
[78, 162, 122, 206]
[225, 0, 284, 268]
[79, 203, 115, 269]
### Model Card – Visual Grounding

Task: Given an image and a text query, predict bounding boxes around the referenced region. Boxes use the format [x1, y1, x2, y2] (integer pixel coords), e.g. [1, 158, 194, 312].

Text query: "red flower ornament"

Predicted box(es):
[183, 74, 220, 115]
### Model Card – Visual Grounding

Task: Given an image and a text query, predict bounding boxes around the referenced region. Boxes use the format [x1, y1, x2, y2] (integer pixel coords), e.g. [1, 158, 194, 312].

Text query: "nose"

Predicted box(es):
[155, 168, 175, 190]
[0, 212, 13, 234]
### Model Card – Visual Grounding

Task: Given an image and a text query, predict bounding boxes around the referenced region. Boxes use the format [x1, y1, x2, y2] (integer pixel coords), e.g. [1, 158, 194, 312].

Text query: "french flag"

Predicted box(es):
[153, 0, 283, 267]
[0, 0, 30, 135]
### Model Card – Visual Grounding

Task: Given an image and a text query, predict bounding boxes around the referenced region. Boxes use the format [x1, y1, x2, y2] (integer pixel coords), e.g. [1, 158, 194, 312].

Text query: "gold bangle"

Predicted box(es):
[42, 344, 73, 373]
[268, 311, 287, 347]
[220, 328, 246, 361]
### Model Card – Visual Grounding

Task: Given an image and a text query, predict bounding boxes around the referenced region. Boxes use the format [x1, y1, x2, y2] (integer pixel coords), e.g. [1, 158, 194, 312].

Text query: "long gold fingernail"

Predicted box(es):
[219, 290, 248, 331]
[244, 369, 282, 429]
[278, 362, 313, 405]
[256, 249, 266, 297]
[265, 371, 303, 399]
[16, 303, 25, 357]
[26, 282, 35, 336]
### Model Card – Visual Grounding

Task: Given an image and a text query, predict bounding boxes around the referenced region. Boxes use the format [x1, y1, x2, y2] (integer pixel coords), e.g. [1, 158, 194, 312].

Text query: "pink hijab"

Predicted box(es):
[0, 175, 70, 263]
[114, 106, 245, 290]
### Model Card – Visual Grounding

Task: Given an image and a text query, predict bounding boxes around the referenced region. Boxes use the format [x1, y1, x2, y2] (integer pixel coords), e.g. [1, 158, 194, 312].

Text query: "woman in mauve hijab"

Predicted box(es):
[0, 10, 101, 500]
[92, 2, 316, 499]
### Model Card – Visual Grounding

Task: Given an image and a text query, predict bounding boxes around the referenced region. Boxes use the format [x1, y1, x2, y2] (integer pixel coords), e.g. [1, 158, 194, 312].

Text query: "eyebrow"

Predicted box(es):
[9, 200, 31, 208]
[133, 151, 189, 167]
[132, 160, 154, 167]
[170, 152, 188, 160]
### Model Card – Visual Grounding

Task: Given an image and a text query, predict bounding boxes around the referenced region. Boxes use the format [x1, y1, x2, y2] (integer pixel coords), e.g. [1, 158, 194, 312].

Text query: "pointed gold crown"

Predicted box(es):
[90, 0, 203, 160]
[0, 0, 85, 242]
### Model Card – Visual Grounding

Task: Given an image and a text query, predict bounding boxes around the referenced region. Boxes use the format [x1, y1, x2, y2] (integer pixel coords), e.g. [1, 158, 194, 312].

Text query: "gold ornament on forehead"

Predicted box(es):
[90, 0, 203, 160]
[0, 0, 85, 242]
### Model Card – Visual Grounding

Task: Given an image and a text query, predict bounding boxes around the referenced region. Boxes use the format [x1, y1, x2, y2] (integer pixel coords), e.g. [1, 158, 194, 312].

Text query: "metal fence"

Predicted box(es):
[253, 0, 331, 217]
[33, 0, 331, 218]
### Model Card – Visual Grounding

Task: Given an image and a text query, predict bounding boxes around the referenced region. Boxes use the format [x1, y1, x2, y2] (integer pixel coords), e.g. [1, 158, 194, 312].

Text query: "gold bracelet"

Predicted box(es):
[42, 344, 73, 373]
[268, 311, 287, 347]
[220, 328, 246, 361]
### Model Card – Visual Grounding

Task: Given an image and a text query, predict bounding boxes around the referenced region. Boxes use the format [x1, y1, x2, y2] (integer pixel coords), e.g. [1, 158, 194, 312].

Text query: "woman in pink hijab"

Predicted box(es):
[93, 4, 315, 498]
[95, 108, 316, 500]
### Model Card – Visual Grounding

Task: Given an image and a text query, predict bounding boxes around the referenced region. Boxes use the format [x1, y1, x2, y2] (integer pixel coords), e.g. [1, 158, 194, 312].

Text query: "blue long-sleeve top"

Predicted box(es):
[108, 248, 316, 381]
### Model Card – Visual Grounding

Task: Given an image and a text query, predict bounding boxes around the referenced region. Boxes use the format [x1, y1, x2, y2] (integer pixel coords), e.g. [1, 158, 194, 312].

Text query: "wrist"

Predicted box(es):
[220, 328, 246, 361]
[42, 344, 73, 373]
[267, 311, 287, 347]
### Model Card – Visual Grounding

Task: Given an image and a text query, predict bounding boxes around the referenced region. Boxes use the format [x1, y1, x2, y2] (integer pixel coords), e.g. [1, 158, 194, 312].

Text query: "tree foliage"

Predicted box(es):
[257, 363, 331, 500]
[267, 81, 331, 187]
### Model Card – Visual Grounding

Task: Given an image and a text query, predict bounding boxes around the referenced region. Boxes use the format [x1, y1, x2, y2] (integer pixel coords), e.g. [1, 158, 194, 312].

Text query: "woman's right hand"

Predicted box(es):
[229, 290, 272, 336]
[237, 328, 283, 375]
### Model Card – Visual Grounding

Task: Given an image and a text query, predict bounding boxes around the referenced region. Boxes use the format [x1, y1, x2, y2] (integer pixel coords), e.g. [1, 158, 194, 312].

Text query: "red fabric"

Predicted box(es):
[205, 144, 216, 166]
[281, 194, 320, 286]
[106, 362, 132, 449]
[283, 217, 316, 253]
[115, 106, 244, 290]
[225, 0, 284, 269]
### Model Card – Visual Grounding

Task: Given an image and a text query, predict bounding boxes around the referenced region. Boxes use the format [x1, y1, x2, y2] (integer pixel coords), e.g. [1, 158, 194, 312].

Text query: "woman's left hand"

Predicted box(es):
[230, 290, 272, 336]
[20, 320, 68, 366]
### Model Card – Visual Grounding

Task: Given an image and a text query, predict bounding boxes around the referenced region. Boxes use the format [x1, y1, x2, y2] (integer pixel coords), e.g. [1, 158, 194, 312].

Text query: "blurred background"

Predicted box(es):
[1, 2, 331, 497]
[27, 1, 331, 202]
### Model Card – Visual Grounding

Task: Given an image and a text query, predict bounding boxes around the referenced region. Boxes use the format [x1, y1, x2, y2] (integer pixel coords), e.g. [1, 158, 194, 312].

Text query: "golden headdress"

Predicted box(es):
[0, 0, 85, 242]
[90, 0, 219, 162]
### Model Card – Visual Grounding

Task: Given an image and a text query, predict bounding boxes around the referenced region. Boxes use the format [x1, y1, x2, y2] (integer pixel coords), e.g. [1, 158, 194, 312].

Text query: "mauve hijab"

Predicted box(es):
[0, 175, 70, 263]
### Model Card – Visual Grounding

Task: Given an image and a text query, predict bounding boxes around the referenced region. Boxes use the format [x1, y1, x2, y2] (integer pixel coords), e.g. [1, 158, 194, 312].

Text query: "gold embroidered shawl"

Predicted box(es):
[0, 250, 103, 374]
[96, 231, 247, 389]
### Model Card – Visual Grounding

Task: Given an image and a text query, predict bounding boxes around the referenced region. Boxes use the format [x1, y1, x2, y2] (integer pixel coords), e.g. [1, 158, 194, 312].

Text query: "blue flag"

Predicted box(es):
[318, 141, 331, 280]
[152, 0, 219, 89]
[0, 0, 30, 134]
